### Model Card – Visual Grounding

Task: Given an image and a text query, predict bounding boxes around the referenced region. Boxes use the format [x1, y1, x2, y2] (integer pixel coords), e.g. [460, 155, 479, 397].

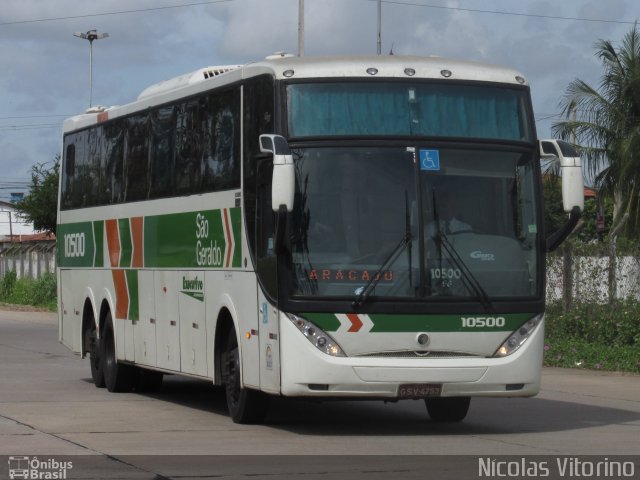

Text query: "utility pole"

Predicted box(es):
[298, 0, 305, 56]
[377, 0, 382, 55]
[8, 211, 13, 242]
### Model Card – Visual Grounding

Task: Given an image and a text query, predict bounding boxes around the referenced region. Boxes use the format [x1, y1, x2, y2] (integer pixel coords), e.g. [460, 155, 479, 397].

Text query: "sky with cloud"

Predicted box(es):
[0, 0, 637, 199]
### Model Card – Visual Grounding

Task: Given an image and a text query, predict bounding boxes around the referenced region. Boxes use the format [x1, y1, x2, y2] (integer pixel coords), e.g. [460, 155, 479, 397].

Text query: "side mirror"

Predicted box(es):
[259, 134, 295, 213]
[560, 153, 584, 213]
[540, 139, 584, 251]
[539, 139, 584, 213]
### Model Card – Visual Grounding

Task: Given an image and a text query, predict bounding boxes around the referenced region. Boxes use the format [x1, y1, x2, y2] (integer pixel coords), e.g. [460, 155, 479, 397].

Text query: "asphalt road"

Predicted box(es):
[0, 309, 638, 479]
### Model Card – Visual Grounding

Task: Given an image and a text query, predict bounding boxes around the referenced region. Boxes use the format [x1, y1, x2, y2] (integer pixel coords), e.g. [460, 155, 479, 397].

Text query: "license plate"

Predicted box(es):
[398, 383, 442, 399]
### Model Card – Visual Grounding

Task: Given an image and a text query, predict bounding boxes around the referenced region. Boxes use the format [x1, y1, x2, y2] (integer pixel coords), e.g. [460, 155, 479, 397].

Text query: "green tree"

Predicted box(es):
[552, 23, 640, 239]
[577, 196, 613, 242]
[15, 156, 59, 234]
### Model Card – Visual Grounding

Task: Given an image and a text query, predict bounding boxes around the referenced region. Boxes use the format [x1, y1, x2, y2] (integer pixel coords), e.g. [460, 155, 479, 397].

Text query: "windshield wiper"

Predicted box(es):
[351, 230, 412, 309]
[430, 191, 492, 311]
[435, 227, 494, 311]
[352, 191, 413, 309]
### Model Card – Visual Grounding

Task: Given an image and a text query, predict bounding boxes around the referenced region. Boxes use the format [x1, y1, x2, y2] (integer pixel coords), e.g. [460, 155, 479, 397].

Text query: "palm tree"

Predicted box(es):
[552, 23, 640, 238]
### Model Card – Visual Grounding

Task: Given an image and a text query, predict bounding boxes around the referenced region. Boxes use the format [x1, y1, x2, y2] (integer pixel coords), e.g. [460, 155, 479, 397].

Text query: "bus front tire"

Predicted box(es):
[85, 327, 105, 388]
[100, 312, 135, 393]
[222, 329, 269, 424]
[425, 397, 470, 422]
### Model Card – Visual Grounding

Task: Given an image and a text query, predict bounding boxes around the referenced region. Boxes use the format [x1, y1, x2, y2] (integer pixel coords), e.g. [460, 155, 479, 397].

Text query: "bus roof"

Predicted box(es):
[63, 54, 528, 133]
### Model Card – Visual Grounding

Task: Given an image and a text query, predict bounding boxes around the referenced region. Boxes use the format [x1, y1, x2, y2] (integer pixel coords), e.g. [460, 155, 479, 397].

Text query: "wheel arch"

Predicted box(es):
[213, 306, 235, 386]
[99, 289, 115, 338]
[80, 292, 97, 358]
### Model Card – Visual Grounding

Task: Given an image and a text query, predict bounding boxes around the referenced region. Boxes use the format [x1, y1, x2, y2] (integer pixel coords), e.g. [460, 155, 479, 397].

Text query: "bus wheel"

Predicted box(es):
[100, 312, 134, 393]
[134, 369, 163, 393]
[222, 329, 269, 424]
[425, 397, 470, 422]
[85, 326, 105, 388]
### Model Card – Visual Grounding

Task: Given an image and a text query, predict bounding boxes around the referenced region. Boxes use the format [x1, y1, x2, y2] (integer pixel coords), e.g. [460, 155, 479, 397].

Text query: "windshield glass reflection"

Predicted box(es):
[288, 147, 538, 301]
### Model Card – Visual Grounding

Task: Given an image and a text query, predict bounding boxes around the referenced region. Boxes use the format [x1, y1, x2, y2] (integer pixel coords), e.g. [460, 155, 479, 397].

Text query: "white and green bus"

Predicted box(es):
[58, 54, 582, 423]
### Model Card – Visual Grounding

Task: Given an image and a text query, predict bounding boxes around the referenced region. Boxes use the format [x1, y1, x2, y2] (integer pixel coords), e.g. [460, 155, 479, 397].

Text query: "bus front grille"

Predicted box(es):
[357, 351, 484, 359]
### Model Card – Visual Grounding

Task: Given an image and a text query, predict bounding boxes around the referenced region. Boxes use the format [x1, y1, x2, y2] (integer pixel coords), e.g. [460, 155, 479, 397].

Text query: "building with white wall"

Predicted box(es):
[0, 200, 35, 240]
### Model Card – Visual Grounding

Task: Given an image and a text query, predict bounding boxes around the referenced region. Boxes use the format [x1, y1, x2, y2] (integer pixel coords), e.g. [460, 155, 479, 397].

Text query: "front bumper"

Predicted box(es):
[280, 316, 544, 398]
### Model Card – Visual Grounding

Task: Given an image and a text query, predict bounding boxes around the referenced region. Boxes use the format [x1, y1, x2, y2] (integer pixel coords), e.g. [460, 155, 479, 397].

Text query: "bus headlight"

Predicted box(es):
[493, 315, 542, 357]
[285, 313, 346, 357]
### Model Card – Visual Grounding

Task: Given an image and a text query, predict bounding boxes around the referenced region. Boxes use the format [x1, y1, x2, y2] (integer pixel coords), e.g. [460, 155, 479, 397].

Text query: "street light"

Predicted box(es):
[73, 30, 109, 108]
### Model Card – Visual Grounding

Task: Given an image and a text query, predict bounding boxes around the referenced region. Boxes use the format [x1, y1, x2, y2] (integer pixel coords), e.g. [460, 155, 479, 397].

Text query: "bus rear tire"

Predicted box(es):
[85, 326, 105, 388]
[222, 329, 269, 424]
[425, 397, 470, 422]
[100, 312, 135, 393]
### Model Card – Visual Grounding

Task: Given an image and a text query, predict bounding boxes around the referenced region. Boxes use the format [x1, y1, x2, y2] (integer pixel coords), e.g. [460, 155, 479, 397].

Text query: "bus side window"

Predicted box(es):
[101, 123, 124, 204]
[176, 97, 207, 195]
[150, 106, 176, 199]
[62, 143, 75, 209]
[70, 131, 88, 208]
[124, 114, 150, 202]
[203, 89, 241, 192]
[84, 128, 101, 207]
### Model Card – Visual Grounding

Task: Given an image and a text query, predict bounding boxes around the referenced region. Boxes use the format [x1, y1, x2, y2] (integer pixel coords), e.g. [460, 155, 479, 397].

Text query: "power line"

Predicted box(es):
[372, 0, 636, 25]
[0, 0, 233, 27]
[535, 113, 562, 122]
[0, 114, 71, 120]
[0, 124, 60, 131]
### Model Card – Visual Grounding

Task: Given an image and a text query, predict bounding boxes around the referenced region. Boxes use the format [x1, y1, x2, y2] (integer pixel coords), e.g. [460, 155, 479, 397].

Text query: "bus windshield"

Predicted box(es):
[289, 146, 539, 301]
[287, 82, 533, 141]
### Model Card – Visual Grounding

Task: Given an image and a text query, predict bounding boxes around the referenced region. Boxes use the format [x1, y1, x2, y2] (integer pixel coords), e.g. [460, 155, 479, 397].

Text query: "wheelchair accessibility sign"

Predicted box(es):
[419, 149, 440, 171]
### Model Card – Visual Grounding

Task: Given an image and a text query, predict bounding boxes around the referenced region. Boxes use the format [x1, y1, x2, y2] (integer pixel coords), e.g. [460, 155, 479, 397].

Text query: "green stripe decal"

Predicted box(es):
[230, 208, 242, 268]
[126, 269, 139, 322]
[369, 313, 531, 332]
[59, 207, 242, 269]
[304, 313, 342, 332]
[144, 208, 241, 269]
[304, 312, 535, 333]
[57, 221, 95, 268]
[93, 221, 104, 267]
[118, 218, 132, 268]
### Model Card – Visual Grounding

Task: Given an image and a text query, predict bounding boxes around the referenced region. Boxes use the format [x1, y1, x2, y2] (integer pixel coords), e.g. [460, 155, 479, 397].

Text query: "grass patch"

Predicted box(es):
[543, 337, 640, 373]
[0, 271, 57, 311]
[544, 301, 640, 374]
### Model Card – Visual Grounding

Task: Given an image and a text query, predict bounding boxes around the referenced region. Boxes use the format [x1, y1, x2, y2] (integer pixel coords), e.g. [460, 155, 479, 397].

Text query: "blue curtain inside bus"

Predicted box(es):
[287, 83, 529, 141]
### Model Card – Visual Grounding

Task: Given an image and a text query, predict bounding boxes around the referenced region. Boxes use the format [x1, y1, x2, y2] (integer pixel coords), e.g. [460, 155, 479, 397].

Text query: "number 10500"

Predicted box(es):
[461, 316, 506, 328]
[64, 232, 85, 258]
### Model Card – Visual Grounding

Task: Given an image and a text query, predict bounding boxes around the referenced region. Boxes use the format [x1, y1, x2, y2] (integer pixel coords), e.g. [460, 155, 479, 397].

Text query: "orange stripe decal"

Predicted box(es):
[105, 219, 120, 268]
[223, 208, 233, 268]
[130, 216, 144, 268]
[112, 269, 129, 320]
[346, 313, 363, 332]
